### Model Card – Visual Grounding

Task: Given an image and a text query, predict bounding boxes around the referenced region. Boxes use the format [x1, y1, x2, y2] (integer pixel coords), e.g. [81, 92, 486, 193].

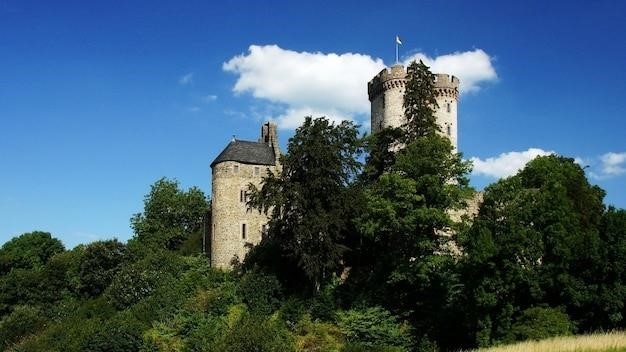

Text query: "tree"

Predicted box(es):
[403, 60, 440, 141]
[247, 117, 363, 293]
[594, 206, 626, 329]
[130, 178, 209, 252]
[347, 60, 472, 349]
[460, 155, 607, 346]
[77, 239, 129, 298]
[351, 134, 472, 346]
[0, 231, 64, 275]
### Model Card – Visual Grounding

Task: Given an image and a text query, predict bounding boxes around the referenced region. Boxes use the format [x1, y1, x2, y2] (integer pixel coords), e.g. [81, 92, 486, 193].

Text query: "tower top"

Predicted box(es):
[368, 65, 460, 102]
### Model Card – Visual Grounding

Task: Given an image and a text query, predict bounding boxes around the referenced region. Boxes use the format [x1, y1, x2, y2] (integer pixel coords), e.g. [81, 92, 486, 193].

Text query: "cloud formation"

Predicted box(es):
[472, 149, 626, 181]
[471, 148, 554, 178]
[223, 45, 497, 129]
[404, 49, 498, 93]
[179, 73, 193, 85]
[599, 152, 626, 177]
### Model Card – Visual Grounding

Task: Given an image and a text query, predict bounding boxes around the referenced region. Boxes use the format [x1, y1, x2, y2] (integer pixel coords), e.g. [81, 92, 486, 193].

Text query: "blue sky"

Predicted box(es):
[1, 0, 625, 248]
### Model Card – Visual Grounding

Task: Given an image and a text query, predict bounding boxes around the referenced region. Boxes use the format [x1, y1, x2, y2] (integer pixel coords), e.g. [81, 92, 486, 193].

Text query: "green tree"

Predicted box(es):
[594, 206, 626, 329]
[347, 60, 471, 350]
[352, 135, 472, 345]
[131, 178, 209, 253]
[0, 231, 64, 274]
[460, 155, 606, 346]
[77, 239, 129, 298]
[247, 117, 363, 293]
[403, 60, 440, 141]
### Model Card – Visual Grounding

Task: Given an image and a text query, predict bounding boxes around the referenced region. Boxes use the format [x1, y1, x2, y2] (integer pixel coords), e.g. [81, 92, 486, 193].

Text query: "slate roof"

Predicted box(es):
[210, 140, 276, 167]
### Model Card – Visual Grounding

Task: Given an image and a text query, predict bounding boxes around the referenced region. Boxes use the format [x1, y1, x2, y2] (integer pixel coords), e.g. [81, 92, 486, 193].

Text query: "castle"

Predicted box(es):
[210, 64, 460, 268]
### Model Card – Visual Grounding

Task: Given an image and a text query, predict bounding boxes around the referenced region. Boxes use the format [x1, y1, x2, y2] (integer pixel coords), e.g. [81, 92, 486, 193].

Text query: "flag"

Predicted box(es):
[396, 36, 402, 45]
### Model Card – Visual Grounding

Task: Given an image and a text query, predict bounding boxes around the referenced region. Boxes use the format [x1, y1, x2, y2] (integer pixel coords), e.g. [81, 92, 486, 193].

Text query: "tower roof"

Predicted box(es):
[210, 140, 277, 167]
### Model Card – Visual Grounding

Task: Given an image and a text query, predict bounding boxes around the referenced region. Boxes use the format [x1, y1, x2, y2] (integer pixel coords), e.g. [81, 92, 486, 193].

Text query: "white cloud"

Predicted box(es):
[471, 148, 554, 179]
[223, 45, 384, 117]
[179, 73, 193, 85]
[599, 152, 626, 176]
[223, 45, 497, 129]
[203, 94, 218, 102]
[403, 49, 498, 94]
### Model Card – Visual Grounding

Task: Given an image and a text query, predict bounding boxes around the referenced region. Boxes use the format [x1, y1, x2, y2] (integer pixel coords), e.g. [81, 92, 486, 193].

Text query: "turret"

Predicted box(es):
[210, 122, 280, 268]
[368, 65, 460, 150]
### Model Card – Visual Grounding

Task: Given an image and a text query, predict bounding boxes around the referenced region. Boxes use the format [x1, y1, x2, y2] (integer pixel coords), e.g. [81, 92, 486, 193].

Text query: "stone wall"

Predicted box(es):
[368, 65, 459, 149]
[210, 161, 278, 268]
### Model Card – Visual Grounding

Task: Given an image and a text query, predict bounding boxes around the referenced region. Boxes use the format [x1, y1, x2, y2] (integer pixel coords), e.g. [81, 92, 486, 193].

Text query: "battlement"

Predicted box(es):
[433, 74, 459, 89]
[368, 65, 407, 101]
[368, 65, 460, 101]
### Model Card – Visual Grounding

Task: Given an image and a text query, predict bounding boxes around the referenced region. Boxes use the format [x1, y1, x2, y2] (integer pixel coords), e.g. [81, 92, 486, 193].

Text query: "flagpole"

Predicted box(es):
[396, 42, 399, 64]
[395, 36, 402, 64]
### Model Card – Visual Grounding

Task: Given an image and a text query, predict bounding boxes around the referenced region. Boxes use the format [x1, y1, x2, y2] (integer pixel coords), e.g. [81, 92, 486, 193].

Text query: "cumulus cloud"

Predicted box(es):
[224, 45, 384, 116]
[599, 152, 626, 176]
[223, 45, 497, 129]
[179, 73, 193, 85]
[471, 148, 554, 179]
[403, 49, 498, 94]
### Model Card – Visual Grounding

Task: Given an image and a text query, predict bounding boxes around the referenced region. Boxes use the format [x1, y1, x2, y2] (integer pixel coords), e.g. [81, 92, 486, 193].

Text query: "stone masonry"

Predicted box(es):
[368, 64, 460, 150]
[210, 122, 280, 268]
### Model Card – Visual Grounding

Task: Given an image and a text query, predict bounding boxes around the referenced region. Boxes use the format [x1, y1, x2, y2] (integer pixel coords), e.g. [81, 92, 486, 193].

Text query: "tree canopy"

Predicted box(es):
[130, 177, 209, 253]
[247, 117, 363, 293]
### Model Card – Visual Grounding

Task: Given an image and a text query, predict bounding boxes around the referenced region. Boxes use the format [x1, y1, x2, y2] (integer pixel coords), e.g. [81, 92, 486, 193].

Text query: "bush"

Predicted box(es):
[506, 306, 574, 342]
[335, 306, 413, 350]
[0, 305, 47, 349]
[81, 312, 146, 352]
[237, 270, 283, 315]
[215, 313, 295, 352]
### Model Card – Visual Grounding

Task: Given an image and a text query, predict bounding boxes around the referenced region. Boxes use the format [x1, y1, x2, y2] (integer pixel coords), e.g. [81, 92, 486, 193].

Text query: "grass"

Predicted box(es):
[474, 331, 626, 352]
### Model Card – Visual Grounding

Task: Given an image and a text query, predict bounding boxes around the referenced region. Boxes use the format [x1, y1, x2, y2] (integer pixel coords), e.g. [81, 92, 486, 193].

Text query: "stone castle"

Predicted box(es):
[210, 64, 460, 268]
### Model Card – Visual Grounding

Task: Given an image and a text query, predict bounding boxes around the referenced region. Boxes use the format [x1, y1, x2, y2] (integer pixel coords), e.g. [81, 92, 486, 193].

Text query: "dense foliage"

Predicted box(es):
[1, 61, 625, 351]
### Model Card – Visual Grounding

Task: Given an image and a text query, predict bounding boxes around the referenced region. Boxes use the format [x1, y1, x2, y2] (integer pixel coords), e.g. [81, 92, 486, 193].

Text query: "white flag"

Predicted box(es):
[396, 36, 402, 45]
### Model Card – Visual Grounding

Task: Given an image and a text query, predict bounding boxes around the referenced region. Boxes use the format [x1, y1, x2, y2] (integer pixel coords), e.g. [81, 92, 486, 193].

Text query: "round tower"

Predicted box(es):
[210, 122, 280, 268]
[433, 73, 460, 150]
[368, 65, 460, 150]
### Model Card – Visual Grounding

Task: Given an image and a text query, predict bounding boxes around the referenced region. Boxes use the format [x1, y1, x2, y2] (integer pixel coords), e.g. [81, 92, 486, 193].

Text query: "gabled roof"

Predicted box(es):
[210, 140, 276, 167]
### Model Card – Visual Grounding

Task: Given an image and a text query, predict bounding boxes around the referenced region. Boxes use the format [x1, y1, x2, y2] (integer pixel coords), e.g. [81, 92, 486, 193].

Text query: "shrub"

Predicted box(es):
[237, 270, 283, 315]
[335, 306, 413, 350]
[215, 313, 295, 352]
[506, 306, 574, 342]
[0, 305, 47, 349]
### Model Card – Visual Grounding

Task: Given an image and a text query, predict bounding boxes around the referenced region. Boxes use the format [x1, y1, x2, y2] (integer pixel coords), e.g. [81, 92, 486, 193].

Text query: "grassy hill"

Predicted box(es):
[475, 331, 626, 352]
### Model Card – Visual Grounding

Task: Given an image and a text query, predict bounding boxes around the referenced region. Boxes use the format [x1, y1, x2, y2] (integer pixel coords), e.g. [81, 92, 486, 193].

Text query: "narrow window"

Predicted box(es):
[446, 103, 451, 113]
[240, 190, 246, 203]
[254, 166, 260, 176]
[242, 224, 247, 239]
[261, 224, 267, 238]
[233, 164, 239, 173]
[447, 125, 451, 136]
